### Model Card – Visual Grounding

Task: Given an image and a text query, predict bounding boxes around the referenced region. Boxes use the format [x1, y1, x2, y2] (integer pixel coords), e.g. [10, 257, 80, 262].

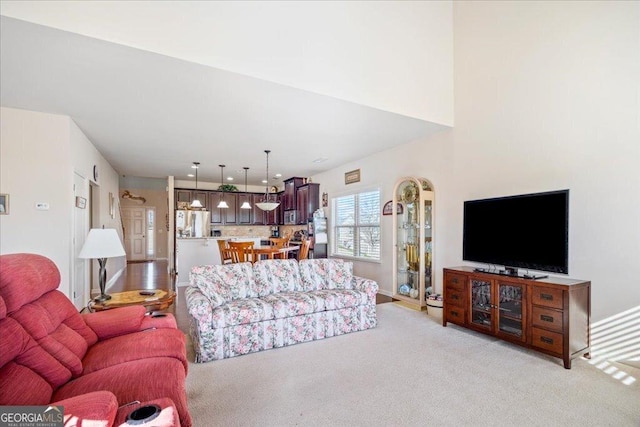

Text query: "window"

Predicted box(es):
[333, 190, 381, 261]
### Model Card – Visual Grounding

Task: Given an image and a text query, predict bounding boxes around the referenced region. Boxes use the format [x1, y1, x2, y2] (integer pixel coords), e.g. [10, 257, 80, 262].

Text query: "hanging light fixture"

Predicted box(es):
[256, 150, 280, 211]
[190, 162, 203, 208]
[217, 165, 229, 209]
[240, 167, 252, 209]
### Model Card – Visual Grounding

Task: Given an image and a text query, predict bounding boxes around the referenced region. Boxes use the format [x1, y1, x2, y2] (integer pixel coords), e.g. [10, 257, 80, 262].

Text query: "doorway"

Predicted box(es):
[72, 172, 89, 310]
[122, 207, 147, 261]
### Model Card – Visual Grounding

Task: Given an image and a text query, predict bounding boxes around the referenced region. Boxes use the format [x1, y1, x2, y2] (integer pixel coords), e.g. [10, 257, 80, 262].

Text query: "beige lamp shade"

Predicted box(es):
[78, 228, 126, 259]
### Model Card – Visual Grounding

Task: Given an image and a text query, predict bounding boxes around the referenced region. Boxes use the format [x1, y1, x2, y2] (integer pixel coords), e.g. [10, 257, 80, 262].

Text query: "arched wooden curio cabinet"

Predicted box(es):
[392, 177, 434, 310]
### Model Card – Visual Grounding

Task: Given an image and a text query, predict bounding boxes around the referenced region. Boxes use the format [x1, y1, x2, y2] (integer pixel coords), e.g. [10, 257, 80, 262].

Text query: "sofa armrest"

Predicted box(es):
[353, 276, 378, 305]
[52, 390, 118, 427]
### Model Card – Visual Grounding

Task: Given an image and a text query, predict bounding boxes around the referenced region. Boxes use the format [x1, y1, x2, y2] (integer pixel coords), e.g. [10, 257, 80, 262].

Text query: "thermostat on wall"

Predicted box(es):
[35, 202, 50, 210]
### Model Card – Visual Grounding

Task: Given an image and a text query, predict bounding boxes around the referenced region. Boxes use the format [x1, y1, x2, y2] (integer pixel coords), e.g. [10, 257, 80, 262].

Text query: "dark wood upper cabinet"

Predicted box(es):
[238, 194, 252, 224]
[251, 194, 265, 225]
[296, 183, 320, 224]
[208, 191, 237, 224]
[282, 177, 305, 211]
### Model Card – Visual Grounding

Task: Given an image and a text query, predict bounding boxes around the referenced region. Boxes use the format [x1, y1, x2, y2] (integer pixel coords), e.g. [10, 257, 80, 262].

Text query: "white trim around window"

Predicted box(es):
[331, 188, 381, 262]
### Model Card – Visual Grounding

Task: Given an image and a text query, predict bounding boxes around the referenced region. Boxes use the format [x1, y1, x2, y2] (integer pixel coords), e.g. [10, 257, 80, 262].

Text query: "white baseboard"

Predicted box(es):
[377, 288, 393, 297]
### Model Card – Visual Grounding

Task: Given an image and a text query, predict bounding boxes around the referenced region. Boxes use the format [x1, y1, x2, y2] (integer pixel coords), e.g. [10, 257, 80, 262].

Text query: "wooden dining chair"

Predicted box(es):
[298, 237, 311, 261]
[269, 237, 290, 259]
[216, 239, 233, 265]
[228, 241, 255, 263]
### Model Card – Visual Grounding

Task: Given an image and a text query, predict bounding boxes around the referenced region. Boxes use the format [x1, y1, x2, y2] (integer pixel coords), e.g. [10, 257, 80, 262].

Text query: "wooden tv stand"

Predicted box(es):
[443, 267, 590, 369]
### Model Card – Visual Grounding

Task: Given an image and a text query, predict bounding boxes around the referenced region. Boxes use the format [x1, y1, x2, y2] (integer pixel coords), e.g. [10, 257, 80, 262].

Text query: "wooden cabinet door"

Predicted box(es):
[193, 191, 208, 209]
[495, 280, 527, 343]
[209, 192, 223, 225]
[264, 193, 282, 225]
[176, 190, 192, 209]
[296, 185, 309, 224]
[251, 194, 265, 225]
[238, 194, 252, 224]
[223, 193, 237, 224]
[283, 179, 297, 210]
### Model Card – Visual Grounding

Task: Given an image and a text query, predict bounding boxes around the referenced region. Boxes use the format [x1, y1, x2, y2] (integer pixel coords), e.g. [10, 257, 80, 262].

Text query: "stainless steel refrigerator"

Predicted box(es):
[176, 210, 210, 238]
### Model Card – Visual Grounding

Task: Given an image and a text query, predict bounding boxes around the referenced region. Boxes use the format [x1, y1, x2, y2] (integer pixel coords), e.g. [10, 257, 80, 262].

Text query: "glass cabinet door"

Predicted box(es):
[496, 282, 526, 342]
[471, 279, 492, 330]
[392, 177, 434, 310]
[424, 199, 433, 294]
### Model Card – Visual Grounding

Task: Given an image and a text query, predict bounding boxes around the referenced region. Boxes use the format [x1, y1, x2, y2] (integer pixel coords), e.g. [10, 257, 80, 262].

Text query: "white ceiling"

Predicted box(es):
[0, 6, 450, 185]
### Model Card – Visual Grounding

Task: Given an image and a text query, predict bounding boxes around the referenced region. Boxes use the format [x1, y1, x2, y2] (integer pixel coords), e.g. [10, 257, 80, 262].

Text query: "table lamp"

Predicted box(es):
[79, 228, 126, 302]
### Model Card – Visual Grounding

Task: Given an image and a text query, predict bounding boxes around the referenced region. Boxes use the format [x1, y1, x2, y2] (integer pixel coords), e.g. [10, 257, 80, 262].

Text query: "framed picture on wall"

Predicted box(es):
[382, 200, 403, 216]
[345, 169, 361, 185]
[0, 194, 9, 214]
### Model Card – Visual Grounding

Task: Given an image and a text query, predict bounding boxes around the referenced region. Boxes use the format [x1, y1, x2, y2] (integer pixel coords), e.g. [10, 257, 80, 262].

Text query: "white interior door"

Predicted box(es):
[123, 207, 146, 261]
[72, 172, 89, 310]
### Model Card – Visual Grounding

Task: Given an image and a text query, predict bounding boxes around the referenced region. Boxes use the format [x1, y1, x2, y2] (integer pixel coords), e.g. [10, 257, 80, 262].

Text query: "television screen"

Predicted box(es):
[463, 190, 569, 274]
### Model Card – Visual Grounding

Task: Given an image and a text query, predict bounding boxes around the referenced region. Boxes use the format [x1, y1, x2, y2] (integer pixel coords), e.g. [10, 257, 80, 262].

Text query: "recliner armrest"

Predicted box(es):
[83, 306, 176, 340]
[52, 390, 118, 427]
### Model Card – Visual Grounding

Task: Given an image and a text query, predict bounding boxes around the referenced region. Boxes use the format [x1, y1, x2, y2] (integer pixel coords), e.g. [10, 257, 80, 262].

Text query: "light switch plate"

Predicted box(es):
[35, 202, 50, 210]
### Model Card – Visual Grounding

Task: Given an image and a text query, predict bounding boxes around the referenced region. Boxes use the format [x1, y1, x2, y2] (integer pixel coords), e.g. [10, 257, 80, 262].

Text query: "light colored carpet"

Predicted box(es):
[185, 303, 640, 426]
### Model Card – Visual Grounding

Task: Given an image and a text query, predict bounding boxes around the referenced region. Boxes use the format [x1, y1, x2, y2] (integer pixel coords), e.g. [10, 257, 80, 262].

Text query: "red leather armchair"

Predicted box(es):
[0, 253, 192, 427]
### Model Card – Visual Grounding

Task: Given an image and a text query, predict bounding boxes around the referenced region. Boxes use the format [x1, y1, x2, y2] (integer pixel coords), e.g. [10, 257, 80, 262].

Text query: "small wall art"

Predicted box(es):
[0, 194, 9, 214]
[75, 196, 87, 209]
[382, 200, 403, 216]
[345, 169, 361, 185]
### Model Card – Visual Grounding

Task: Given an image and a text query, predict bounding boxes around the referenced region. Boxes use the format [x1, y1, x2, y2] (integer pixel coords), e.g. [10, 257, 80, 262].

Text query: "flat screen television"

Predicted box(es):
[463, 190, 569, 276]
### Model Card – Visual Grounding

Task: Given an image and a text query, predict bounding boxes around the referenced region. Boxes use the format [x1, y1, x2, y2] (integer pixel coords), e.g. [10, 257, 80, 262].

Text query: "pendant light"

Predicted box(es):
[217, 165, 229, 209]
[256, 150, 280, 211]
[190, 162, 203, 208]
[240, 167, 252, 209]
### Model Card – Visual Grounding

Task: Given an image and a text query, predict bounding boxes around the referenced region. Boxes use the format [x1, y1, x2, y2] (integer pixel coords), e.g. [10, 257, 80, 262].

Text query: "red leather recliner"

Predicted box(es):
[0, 253, 192, 427]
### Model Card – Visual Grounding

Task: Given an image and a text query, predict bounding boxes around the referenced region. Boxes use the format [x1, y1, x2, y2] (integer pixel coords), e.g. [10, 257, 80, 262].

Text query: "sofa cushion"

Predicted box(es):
[82, 328, 188, 375]
[211, 298, 274, 328]
[308, 289, 368, 310]
[252, 259, 303, 295]
[260, 292, 325, 319]
[299, 259, 354, 291]
[191, 262, 255, 305]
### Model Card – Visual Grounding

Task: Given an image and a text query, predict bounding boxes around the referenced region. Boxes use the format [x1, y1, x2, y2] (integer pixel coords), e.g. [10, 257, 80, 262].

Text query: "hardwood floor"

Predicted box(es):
[111, 259, 393, 334]
[110, 260, 190, 333]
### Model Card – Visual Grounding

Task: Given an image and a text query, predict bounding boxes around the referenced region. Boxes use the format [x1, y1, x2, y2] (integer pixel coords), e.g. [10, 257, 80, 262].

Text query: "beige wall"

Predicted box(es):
[314, 1, 640, 322]
[0, 107, 123, 299]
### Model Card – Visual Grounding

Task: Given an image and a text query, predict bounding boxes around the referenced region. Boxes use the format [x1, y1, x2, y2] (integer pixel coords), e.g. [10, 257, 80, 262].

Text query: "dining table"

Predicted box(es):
[252, 245, 299, 260]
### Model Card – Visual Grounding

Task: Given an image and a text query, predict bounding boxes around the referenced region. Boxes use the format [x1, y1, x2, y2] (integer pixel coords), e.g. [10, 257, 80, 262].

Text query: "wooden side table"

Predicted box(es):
[89, 289, 176, 312]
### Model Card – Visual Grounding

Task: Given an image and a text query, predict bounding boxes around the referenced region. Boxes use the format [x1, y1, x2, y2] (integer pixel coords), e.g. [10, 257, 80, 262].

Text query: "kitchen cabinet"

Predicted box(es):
[238, 194, 252, 224]
[282, 177, 305, 211]
[175, 189, 208, 209]
[265, 192, 282, 225]
[209, 192, 237, 224]
[296, 183, 320, 224]
[251, 193, 265, 225]
[443, 267, 591, 369]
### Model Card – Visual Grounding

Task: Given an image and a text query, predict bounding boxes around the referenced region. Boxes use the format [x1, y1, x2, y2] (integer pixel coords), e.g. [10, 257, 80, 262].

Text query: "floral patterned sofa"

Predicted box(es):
[186, 258, 378, 362]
